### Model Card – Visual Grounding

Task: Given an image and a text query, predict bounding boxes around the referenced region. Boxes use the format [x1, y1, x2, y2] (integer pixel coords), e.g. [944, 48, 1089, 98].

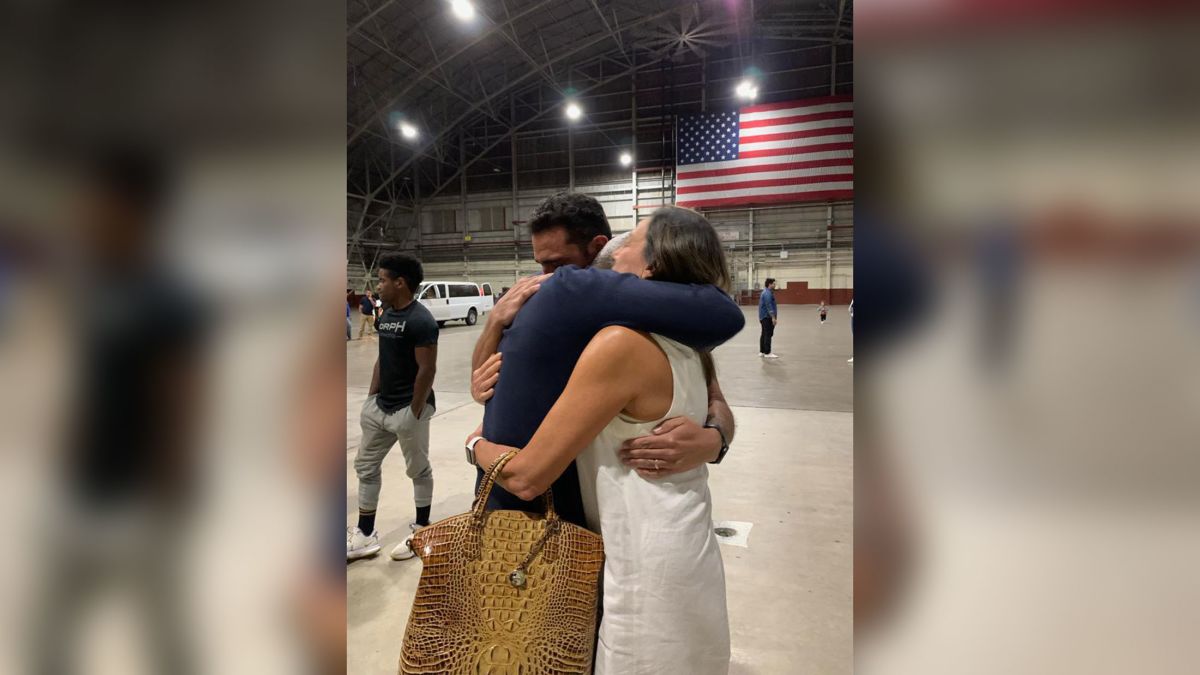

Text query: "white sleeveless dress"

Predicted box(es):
[575, 334, 731, 674]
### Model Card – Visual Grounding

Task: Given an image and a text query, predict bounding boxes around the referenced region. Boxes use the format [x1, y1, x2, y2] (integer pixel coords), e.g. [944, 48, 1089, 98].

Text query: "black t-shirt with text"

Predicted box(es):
[75, 270, 208, 505]
[376, 300, 438, 413]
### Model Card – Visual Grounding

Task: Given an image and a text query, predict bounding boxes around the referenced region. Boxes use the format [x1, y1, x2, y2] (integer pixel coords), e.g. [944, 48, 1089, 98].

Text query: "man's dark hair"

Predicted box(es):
[765, 278, 776, 288]
[528, 191, 611, 250]
[88, 145, 172, 219]
[378, 253, 424, 290]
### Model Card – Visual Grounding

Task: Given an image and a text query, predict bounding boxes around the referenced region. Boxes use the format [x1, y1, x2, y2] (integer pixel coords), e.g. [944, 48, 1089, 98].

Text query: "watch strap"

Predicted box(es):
[704, 422, 729, 464]
[465, 436, 484, 465]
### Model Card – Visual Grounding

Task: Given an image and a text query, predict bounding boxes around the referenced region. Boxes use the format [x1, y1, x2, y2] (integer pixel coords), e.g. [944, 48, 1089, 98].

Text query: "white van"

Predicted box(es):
[416, 281, 496, 326]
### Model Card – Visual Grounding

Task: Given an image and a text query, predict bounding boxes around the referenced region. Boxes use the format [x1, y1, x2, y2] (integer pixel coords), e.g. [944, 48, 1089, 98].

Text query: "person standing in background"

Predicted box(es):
[358, 290, 375, 339]
[819, 300, 828, 324]
[33, 147, 205, 675]
[759, 278, 779, 358]
[848, 299, 855, 364]
[348, 254, 439, 562]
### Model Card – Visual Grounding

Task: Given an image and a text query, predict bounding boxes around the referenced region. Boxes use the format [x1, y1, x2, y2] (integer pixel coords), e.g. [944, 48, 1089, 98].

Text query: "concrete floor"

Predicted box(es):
[347, 304, 853, 674]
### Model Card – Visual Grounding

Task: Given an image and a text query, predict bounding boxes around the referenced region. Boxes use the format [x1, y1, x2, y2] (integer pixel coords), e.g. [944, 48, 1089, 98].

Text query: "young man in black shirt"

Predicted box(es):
[347, 254, 439, 561]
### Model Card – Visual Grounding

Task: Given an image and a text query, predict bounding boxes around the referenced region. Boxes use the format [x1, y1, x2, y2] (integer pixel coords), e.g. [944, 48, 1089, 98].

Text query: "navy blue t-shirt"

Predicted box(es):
[479, 266, 745, 527]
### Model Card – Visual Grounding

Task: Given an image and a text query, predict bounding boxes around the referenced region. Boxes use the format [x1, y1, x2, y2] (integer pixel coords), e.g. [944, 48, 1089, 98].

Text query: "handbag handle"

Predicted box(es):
[471, 450, 557, 524]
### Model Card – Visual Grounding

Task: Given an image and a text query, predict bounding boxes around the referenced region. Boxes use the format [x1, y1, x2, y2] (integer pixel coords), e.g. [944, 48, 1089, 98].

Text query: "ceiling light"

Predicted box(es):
[736, 80, 758, 101]
[565, 102, 582, 120]
[399, 121, 418, 139]
[619, 152, 632, 167]
[450, 0, 474, 21]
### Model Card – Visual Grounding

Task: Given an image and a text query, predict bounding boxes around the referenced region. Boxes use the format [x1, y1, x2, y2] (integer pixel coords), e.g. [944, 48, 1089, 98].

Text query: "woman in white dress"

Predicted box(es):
[471, 206, 733, 674]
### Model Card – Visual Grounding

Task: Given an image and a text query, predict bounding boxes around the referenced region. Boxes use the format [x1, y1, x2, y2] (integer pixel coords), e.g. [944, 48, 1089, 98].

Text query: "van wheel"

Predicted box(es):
[466, 308, 478, 326]
[437, 321, 446, 328]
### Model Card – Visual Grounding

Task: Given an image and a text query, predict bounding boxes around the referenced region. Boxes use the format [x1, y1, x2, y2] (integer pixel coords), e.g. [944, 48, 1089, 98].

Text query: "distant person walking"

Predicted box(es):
[848, 299, 854, 363]
[819, 300, 828, 324]
[759, 278, 779, 358]
[358, 290, 376, 338]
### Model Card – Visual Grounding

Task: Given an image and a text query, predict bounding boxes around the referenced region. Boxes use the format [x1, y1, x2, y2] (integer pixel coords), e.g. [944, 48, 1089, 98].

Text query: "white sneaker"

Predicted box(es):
[409, 521, 428, 532]
[390, 534, 416, 561]
[346, 527, 381, 560]
[764, 353, 779, 359]
[847, 357, 854, 363]
[758, 353, 766, 358]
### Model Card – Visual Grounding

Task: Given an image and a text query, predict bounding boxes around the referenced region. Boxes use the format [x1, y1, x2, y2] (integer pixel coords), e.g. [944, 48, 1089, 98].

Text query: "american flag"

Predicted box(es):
[675, 95, 853, 209]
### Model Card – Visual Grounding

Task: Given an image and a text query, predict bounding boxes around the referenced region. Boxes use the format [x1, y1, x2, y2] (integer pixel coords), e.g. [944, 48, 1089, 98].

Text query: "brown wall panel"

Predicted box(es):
[741, 283, 854, 306]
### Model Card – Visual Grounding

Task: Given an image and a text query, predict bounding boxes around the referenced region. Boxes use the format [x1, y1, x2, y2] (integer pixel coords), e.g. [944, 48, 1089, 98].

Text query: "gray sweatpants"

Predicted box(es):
[354, 395, 435, 512]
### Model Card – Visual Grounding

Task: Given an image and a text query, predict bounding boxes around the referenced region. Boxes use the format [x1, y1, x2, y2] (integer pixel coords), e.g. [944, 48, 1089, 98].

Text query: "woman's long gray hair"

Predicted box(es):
[642, 205, 732, 382]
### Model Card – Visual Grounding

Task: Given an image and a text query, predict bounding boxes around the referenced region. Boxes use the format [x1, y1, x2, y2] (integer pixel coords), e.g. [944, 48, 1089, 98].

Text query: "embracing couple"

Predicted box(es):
[464, 192, 744, 674]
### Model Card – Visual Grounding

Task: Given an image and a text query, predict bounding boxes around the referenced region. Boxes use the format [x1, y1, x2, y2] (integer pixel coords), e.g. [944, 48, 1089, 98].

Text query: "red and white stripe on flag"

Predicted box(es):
[675, 95, 853, 209]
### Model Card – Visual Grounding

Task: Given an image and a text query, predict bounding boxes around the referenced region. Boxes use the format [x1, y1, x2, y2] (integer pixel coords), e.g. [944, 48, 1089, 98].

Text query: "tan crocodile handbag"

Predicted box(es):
[399, 451, 605, 674]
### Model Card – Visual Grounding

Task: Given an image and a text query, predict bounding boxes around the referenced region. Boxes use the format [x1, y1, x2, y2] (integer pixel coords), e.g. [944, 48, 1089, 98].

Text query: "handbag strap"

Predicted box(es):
[471, 450, 557, 523]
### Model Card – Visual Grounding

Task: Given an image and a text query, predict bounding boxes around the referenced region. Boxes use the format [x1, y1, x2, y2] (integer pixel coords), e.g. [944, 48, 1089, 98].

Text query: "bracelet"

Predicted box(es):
[484, 446, 517, 473]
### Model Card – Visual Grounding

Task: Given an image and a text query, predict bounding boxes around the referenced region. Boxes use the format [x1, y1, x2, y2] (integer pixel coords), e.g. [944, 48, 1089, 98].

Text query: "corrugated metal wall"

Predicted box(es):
[706, 201, 853, 298]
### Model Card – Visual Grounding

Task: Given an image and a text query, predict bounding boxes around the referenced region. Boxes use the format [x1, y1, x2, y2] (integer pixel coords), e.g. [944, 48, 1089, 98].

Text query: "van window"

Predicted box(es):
[419, 284, 440, 300]
[449, 284, 477, 298]
[482, 283, 493, 296]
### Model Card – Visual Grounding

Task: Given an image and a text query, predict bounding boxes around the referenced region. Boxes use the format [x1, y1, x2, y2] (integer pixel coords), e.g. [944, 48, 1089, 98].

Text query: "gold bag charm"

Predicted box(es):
[508, 569, 526, 588]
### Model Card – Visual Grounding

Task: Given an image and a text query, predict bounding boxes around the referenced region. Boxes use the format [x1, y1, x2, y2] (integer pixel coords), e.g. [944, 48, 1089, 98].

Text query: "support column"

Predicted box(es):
[827, 18, 840, 302]
[825, 205, 834, 304]
[630, 49, 638, 225]
[671, 120, 677, 204]
[460, 131, 469, 279]
[830, 34, 838, 95]
[669, 58, 676, 204]
[568, 123, 575, 191]
[413, 163, 421, 256]
[511, 96, 520, 283]
[748, 209, 755, 291]
[659, 58, 667, 205]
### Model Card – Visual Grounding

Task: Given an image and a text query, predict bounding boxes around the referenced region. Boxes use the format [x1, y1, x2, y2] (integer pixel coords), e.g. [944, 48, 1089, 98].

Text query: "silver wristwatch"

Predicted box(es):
[465, 436, 485, 466]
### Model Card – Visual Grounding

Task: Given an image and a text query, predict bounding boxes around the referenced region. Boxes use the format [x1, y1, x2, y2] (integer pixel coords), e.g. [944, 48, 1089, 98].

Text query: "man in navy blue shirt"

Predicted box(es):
[463, 192, 742, 526]
[759, 278, 779, 358]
